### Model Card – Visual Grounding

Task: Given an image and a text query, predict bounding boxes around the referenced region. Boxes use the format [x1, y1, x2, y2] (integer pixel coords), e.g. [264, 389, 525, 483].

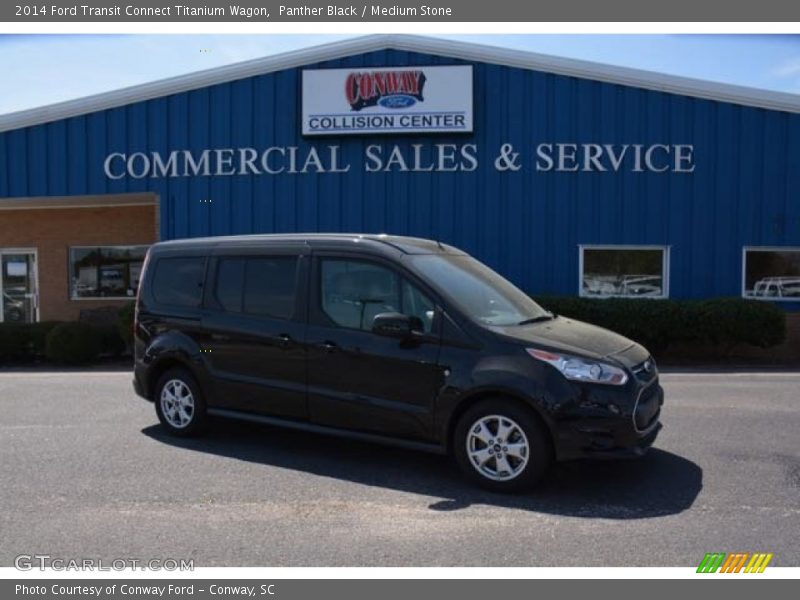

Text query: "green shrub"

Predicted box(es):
[693, 298, 785, 349]
[45, 322, 104, 365]
[0, 321, 64, 362]
[27, 321, 64, 356]
[117, 301, 135, 350]
[531, 295, 786, 356]
[96, 323, 126, 357]
[0, 324, 31, 362]
[3, 319, 125, 365]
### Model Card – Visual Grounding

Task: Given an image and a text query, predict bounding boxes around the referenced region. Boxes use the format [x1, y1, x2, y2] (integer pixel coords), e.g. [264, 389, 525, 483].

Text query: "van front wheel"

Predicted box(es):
[453, 399, 552, 492]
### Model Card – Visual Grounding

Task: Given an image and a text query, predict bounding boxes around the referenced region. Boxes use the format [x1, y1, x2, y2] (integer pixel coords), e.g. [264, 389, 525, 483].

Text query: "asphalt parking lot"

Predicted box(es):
[0, 370, 798, 567]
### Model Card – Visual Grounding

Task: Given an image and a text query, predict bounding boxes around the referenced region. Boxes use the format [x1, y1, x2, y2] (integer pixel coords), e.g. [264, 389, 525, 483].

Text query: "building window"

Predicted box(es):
[743, 247, 800, 300]
[69, 245, 149, 299]
[580, 246, 669, 298]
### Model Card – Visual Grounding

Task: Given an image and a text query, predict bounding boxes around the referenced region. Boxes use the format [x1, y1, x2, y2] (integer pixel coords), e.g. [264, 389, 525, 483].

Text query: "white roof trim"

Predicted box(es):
[1, 34, 799, 133]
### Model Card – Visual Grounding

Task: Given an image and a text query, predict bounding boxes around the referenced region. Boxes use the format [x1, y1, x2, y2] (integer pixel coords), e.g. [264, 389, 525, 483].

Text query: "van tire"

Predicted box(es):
[154, 367, 207, 437]
[453, 398, 552, 493]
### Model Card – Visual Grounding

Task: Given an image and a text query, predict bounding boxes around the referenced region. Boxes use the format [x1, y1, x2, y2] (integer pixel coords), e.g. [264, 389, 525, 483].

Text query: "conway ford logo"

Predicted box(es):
[345, 70, 426, 111]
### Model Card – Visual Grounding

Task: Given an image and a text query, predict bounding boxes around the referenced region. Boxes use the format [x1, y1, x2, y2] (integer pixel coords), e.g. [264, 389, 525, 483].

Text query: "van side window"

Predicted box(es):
[215, 258, 246, 312]
[152, 257, 205, 307]
[320, 259, 434, 332]
[214, 256, 298, 320]
[244, 258, 297, 318]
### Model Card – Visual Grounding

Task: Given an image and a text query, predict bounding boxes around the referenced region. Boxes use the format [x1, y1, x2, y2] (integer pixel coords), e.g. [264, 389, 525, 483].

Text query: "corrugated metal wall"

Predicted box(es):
[1, 48, 799, 299]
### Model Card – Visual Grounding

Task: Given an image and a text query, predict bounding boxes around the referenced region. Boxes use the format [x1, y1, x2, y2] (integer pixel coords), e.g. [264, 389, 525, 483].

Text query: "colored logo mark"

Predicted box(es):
[697, 552, 773, 573]
[345, 70, 426, 111]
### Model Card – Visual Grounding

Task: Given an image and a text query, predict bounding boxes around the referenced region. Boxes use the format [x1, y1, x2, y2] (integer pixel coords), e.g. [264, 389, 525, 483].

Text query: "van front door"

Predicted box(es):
[305, 255, 443, 442]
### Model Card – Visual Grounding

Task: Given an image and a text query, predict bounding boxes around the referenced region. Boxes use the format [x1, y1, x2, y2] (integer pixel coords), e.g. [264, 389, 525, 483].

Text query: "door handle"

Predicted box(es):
[316, 341, 339, 353]
[275, 333, 293, 349]
[211, 333, 230, 342]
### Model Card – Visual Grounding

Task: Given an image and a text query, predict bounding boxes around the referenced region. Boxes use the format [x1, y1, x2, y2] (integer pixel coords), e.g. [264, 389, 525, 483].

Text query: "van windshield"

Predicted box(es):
[409, 254, 551, 326]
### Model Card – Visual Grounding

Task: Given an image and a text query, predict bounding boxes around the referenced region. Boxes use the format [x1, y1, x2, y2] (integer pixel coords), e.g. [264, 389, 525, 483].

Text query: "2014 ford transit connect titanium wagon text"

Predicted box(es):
[133, 234, 663, 492]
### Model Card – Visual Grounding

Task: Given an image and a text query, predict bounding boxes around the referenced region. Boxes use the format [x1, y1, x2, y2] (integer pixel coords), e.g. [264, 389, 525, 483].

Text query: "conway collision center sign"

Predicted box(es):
[302, 65, 473, 135]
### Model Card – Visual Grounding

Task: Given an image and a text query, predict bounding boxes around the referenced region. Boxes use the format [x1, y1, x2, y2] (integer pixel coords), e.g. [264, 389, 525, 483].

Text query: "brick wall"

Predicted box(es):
[0, 203, 157, 322]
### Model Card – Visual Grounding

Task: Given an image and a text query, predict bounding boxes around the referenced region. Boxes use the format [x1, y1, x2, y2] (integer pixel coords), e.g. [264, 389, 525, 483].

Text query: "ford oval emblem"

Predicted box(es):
[378, 95, 417, 109]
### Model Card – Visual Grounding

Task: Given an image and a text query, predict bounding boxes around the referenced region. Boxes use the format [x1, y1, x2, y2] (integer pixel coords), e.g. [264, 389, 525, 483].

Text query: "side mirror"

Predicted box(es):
[372, 312, 423, 339]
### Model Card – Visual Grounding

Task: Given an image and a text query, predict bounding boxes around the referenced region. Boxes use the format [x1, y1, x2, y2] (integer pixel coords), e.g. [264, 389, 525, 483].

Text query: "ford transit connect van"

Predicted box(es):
[133, 234, 663, 492]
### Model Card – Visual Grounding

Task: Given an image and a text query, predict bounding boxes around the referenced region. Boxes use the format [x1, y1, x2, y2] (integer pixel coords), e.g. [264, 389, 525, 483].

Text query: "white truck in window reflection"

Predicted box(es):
[750, 277, 800, 298]
[619, 275, 662, 297]
[582, 276, 618, 296]
[583, 275, 662, 297]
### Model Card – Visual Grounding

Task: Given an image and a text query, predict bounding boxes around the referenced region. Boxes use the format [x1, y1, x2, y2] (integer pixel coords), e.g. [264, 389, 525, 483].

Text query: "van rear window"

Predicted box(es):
[152, 257, 205, 307]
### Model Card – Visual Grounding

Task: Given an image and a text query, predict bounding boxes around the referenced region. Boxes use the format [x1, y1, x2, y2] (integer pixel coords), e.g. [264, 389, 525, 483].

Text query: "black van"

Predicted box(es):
[133, 234, 663, 492]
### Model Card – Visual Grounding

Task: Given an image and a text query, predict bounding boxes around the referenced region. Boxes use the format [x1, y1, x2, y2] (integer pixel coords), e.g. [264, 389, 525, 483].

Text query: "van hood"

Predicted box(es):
[491, 316, 648, 367]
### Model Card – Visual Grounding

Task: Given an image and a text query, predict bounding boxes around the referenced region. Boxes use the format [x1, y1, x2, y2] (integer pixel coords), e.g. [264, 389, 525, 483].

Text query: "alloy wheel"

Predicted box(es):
[465, 414, 530, 481]
[159, 379, 195, 429]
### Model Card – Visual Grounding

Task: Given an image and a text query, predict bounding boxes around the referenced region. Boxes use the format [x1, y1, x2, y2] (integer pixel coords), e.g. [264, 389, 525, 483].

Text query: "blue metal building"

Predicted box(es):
[1, 35, 800, 323]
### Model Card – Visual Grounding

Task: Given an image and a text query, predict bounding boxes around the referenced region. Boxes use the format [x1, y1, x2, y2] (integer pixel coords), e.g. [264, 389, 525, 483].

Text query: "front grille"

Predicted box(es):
[631, 356, 657, 383]
[634, 383, 661, 431]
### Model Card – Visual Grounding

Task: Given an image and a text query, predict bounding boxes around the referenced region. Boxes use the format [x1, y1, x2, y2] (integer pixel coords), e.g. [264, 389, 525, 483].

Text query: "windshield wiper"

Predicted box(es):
[517, 312, 555, 326]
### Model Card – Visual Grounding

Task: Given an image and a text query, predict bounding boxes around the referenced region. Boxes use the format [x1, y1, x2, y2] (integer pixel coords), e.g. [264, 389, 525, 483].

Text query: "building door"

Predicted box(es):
[0, 250, 38, 323]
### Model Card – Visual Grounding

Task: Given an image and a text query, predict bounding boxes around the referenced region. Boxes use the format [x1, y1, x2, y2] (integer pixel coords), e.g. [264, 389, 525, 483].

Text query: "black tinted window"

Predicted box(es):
[214, 257, 298, 319]
[321, 260, 400, 330]
[215, 258, 245, 312]
[243, 258, 298, 319]
[151, 257, 205, 307]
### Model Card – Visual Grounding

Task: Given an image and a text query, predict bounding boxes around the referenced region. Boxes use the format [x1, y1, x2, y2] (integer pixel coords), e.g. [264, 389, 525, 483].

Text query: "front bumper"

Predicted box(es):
[553, 380, 664, 461]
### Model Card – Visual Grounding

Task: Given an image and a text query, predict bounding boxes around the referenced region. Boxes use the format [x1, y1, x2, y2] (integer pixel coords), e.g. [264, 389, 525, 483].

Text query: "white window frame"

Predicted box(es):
[69, 244, 150, 301]
[741, 246, 800, 302]
[578, 245, 671, 299]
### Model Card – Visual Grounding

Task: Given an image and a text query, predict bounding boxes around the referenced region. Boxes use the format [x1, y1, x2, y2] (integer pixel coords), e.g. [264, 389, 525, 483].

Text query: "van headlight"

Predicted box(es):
[526, 348, 628, 386]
